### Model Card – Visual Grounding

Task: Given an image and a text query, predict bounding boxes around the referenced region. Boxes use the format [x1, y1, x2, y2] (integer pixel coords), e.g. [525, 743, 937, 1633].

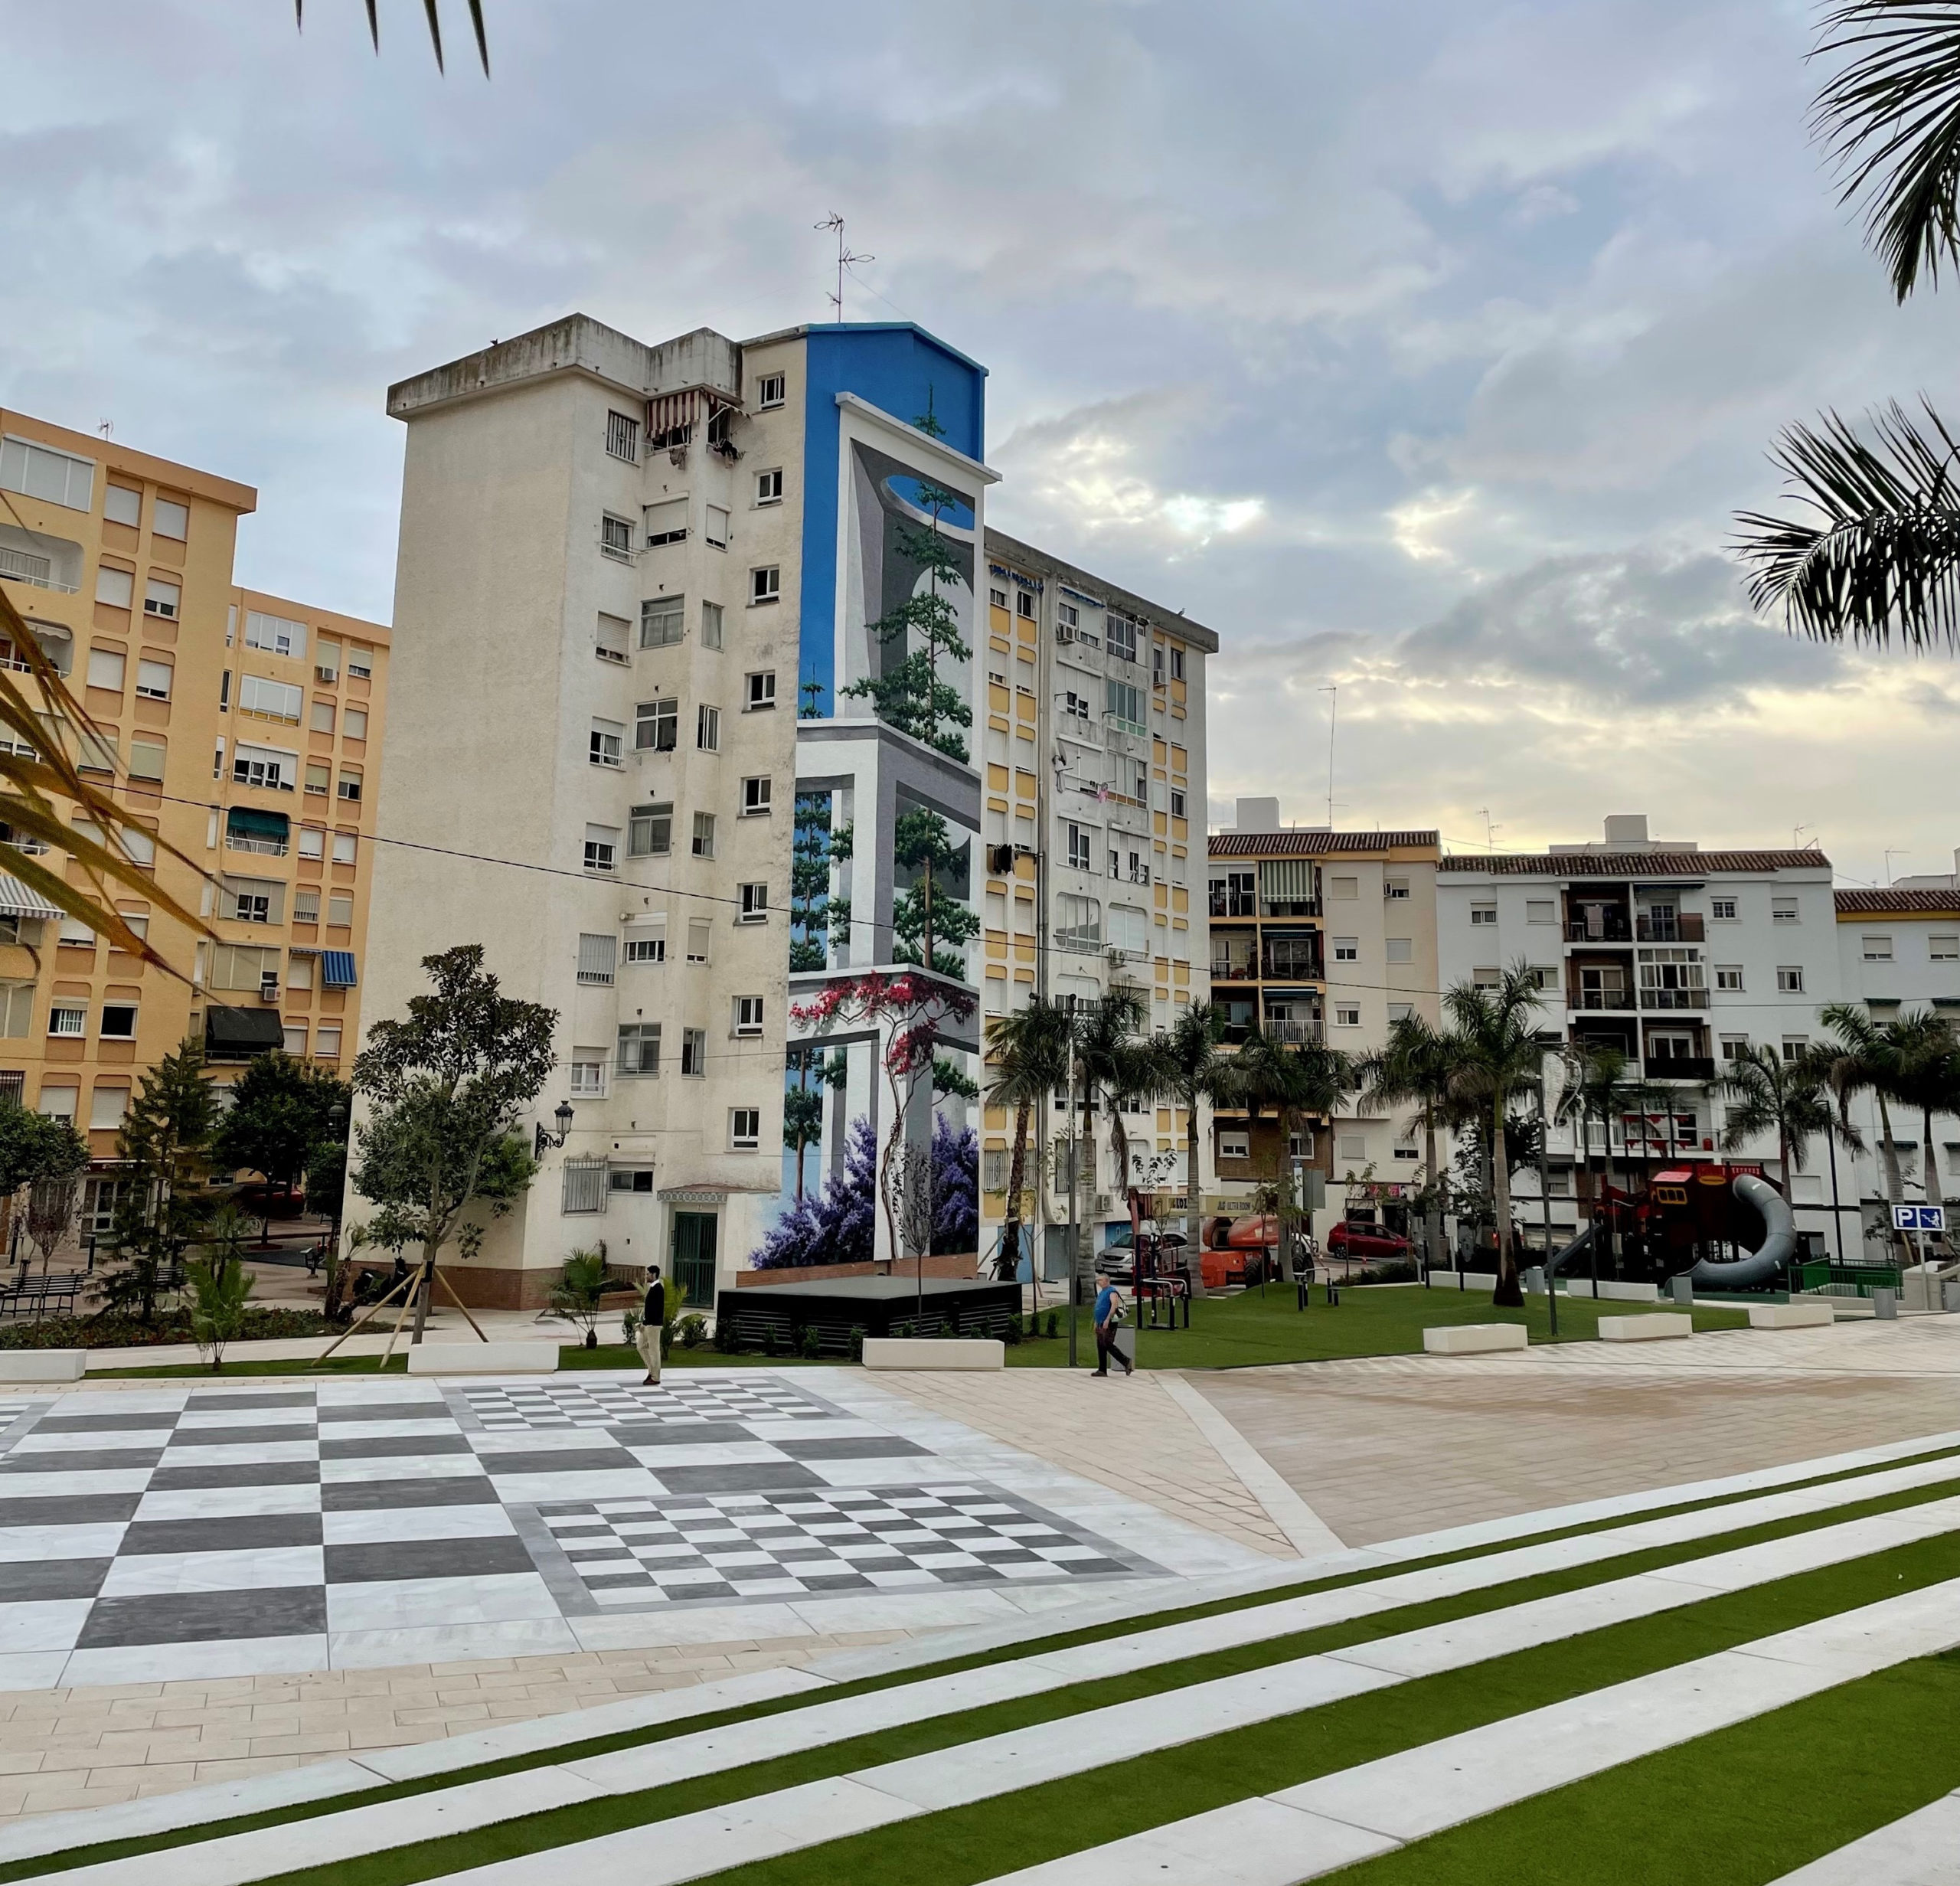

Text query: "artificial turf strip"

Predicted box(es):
[1322, 1652, 1960, 1886]
[242, 1526, 1960, 1886]
[16, 1444, 1960, 1884]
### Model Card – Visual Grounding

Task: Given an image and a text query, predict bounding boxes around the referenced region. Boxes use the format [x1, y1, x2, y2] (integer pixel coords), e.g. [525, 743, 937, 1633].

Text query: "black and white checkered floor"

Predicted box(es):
[0, 1373, 1163, 1686]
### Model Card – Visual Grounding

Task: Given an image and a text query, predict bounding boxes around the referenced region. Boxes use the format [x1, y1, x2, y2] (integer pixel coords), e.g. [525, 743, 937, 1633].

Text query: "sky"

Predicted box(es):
[3, 0, 1955, 887]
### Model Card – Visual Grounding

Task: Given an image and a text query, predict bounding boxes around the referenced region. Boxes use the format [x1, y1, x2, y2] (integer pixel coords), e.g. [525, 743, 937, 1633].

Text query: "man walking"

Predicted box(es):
[1093, 1275, 1132, 1378]
[636, 1265, 666, 1385]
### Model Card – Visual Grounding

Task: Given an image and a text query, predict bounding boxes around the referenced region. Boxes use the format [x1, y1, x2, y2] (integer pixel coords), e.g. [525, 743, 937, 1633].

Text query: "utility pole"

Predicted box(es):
[815, 213, 873, 318]
[1064, 995, 1081, 1368]
[1538, 1061, 1558, 1338]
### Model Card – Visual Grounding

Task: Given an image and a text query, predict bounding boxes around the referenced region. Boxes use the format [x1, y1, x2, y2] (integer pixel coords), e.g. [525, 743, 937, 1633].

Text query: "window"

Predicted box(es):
[1015, 590, 1036, 622]
[733, 995, 764, 1037]
[99, 1004, 136, 1041]
[305, 761, 329, 795]
[1387, 1002, 1413, 1023]
[596, 612, 630, 665]
[344, 707, 368, 740]
[58, 913, 95, 947]
[1933, 935, 1960, 961]
[47, 1002, 85, 1038]
[1715, 965, 1744, 990]
[38, 1082, 77, 1122]
[286, 951, 315, 991]
[0, 436, 93, 510]
[618, 1022, 661, 1075]
[750, 564, 780, 604]
[87, 648, 125, 691]
[682, 916, 713, 966]
[243, 611, 305, 658]
[1329, 875, 1358, 900]
[605, 410, 640, 463]
[1152, 644, 1165, 685]
[562, 1158, 606, 1214]
[1772, 897, 1799, 923]
[701, 600, 724, 649]
[1106, 614, 1138, 663]
[1864, 935, 1894, 961]
[337, 771, 361, 804]
[1712, 897, 1739, 922]
[1218, 1129, 1250, 1161]
[76, 728, 116, 774]
[643, 499, 688, 547]
[1169, 646, 1185, 681]
[311, 699, 335, 734]
[623, 801, 671, 861]
[569, 1054, 606, 1098]
[233, 742, 298, 790]
[0, 984, 29, 1038]
[681, 1028, 707, 1077]
[1781, 1036, 1809, 1062]
[741, 775, 771, 816]
[577, 933, 617, 986]
[990, 587, 1008, 610]
[691, 812, 715, 859]
[315, 638, 341, 682]
[730, 1108, 761, 1150]
[144, 577, 181, 620]
[95, 566, 134, 610]
[283, 1025, 308, 1056]
[738, 881, 768, 922]
[1720, 1035, 1750, 1061]
[600, 513, 635, 561]
[1472, 966, 1501, 987]
[327, 893, 352, 927]
[589, 718, 623, 768]
[697, 704, 720, 751]
[1062, 688, 1092, 725]
[293, 888, 320, 923]
[346, 646, 372, 680]
[1385, 937, 1413, 965]
[1332, 937, 1358, 963]
[624, 930, 665, 964]
[704, 505, 730, 551]
[221, 877, 281, 924]
[1169, 788, 1187, 820]
[1067, 823, 1093, 872]
[297, 826, 325, 861]
[1384, 877, 1410, 902]
[635, 698, 679, 753]
[746, 671, 776, 711]
[1470, 901, 1498, 926]
[152, 498, 188, 541]
[136, 658, 172, 700]
[1334, 1003, 1361, 1027]
[756, 469, 782, 505]
[1106, 679, 1145, 730]
[315, 1023, 342, 1059]
[1526, 898, 1555, 923]
[756, 373, 786, 409]
[1054, 893, 1100, 950]
[1777, 965, 1805, 993]
[104, 484, 141, 528]
[239, 675, 303, 722]
[583, 824, 618, 873]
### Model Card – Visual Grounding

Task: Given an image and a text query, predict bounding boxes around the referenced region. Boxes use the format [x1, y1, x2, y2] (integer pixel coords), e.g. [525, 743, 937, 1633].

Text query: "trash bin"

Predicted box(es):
[1669, 1276, 1693, 1306]
[1524, 1266, 1547, 1296]
[1943, 1280, 1960, 1315]
[1873, 1288, 1898, 1321]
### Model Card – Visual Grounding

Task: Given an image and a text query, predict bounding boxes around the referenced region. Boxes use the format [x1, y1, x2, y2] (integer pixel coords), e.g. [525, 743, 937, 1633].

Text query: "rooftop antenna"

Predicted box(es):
[1794, 823, 1812, 850]
[815, 214, 874, 319]
[1319, 684, 1338, 829]
[1885, 848, 1909, 886]
[96, 420, 112, 440]
[1477, 808, 1501, 851]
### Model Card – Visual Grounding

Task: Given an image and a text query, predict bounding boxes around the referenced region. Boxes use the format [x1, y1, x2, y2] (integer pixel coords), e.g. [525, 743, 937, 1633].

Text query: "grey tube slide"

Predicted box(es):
[1688, 1173, 1795, 1292]
[1545, 1222, 1594, 1280]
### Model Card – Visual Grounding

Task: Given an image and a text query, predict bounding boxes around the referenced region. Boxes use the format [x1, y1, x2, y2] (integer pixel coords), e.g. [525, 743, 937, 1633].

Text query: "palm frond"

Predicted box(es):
[294, 0, 488, 74]
[1815, 1, 1960, 300]
[1733, 398, 1960, 648]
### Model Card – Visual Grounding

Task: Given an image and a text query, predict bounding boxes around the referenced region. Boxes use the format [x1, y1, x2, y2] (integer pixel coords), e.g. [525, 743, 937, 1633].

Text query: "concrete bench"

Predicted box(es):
[1422, 1323, 1527, 1355]
[1560, 1278, 1661, 1303]
[1748, 1301, 1835, 1330]
[1597, 1313, 1693, 1342]
[862, 1338, 1004, 1371]
[405, 1342, 560, 1376]
[0, 1350, 85, 1381]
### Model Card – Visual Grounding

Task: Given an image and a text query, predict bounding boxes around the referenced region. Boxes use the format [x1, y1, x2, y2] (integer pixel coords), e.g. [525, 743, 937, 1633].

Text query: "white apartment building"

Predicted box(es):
[367, 315, 991, 1308]
[975, 534, 1215, 1278]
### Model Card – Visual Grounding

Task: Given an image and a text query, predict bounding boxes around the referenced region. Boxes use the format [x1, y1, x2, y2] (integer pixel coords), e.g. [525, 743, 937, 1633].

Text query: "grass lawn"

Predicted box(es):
[92, 1343, 831, 1379]
[1005, 1280, 1747, 1370]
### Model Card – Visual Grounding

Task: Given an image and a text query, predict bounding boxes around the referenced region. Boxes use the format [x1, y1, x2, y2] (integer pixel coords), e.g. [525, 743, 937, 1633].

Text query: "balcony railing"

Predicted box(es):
[1645, 1056, 1716, 1082]
[1637, 914, 1705, 942]
[224, 833, 289, 857]
[1263, 1018, 1325, 1045]
[1209, 894, 1256, 919]
[1571, 989, 1633, 1011]
[0, 548, 77, 594]
[1259, 898, 1320, 919]
[1566, 919, 1632, 942]
[1211, 957, 1257, 982]
[1639, 987, 1709, 1010]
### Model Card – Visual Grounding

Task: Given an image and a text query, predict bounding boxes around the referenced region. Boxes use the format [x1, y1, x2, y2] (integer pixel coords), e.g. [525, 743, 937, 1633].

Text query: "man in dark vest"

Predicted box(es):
[637, 1264, 665, 1385]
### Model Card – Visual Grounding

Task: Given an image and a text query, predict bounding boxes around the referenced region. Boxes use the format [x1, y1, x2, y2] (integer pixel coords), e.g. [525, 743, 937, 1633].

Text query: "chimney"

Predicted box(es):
[1602, 813, 1650, 849]
[1234, 796, 1281, 832]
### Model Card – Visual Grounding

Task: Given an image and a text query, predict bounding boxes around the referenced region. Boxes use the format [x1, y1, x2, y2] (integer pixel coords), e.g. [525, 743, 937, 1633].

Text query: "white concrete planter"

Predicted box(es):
[1422, 1323, 1527, 1355]
[1597, 1313, 1693, 1342]
[405, 1342, 560, 1376]
[0, 1351, 85, 1381]
[1748, 1302, 1835, 1329]
[862, 1338, 1004, 1371]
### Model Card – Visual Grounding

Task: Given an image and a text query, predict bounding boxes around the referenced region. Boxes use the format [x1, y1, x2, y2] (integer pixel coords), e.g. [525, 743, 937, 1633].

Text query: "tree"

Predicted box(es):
[1444, 965, 1548, 1306]
[1733, 7, 1960, 647]
[101, 1041, 216, 1322]
[783, 1048, 848, 1199]
[214, 1053, 351, 1241]
[984, 999, 1076, 1285]
[1070, 989, 1162, 1239]
[0, 1102, 91, 1263]
[1554, 1041, 1645, 1272]
[549, 1249, 610, 1350]
[1818, 1001, 1911, 1256]
[753, 1115, 878, 1270]
[1155, 1003, 1239, 1235]
[890, 809, 979, 979]
[184, 1205, 255, 1372]
[1357, 1014, 1466, 1276]
[1717, 1045, 1834, 1189]
[1882, 1008, 1960, 1258]
[1236, 1031, 1354, 1274]
[351, 945, 556, 1342]
[929, 1114, 978, 1256]
[305, 1139, 348, 1228]
[789, 795, 848, 973]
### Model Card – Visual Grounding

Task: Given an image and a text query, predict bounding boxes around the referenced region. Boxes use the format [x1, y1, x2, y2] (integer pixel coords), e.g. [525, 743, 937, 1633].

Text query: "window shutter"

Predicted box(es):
[643, 498, 688, 545]
[1258, 859, 1315, 904]
[577, 933, 618, 985]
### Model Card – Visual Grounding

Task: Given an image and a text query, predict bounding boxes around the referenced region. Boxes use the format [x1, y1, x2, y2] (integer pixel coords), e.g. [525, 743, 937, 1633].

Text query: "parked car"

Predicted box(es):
[235, 1182, 306, 1221]
[1327, 1219, 1410, 1263]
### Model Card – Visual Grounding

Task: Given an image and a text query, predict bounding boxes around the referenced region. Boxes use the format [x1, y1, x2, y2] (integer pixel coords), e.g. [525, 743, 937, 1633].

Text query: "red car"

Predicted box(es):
[1327, 1219, 1410, 1263]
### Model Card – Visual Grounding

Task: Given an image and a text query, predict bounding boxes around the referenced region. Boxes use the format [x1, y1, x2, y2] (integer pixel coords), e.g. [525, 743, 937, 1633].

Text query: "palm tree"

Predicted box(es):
[1155, 1004, 1238, 1247]
[1733, 6, 1960, 646]
[295, 0, 488, 73]
[1818, 1002, 1910, 1254]
[1444, 965, 1547, 1307]
[1236, 1032, 1354, 1274]
[1716, 1045, 1834, 1188]
[982, 1001, 1073, 1286]
[1883, 1008, 1960, 1260]
[1357, 1015, 1465, 1275]
[1554, 1041, 1647, 1270]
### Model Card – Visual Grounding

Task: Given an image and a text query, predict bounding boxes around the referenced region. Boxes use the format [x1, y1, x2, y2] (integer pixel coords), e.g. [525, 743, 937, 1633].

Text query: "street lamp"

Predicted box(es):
[535, 1100, 573, 1159]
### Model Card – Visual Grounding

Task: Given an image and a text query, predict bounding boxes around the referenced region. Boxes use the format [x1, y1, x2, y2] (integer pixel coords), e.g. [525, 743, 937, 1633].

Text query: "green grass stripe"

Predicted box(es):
[243, 1516, 1960, 1886]
[16, 1438, 1960, 1882]
[1326, 1652, 1960, 1885]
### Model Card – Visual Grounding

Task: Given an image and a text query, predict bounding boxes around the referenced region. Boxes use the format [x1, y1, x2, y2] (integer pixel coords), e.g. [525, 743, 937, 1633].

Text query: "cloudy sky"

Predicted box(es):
[4, 0, 1955, 886]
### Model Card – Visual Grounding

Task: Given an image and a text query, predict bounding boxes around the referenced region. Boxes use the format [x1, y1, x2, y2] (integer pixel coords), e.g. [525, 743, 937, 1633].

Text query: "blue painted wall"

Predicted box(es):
[795, 323, 987, 718]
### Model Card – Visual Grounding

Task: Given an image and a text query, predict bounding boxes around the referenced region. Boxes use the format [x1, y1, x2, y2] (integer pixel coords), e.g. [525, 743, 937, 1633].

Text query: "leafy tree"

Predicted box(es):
[351, 944, 556, 1342]
[890, 809, 979, 980]
[214, 1054, 351, 1240]
[753, 1115, 878, 1269]
[1877, 1008, 1960, 1257]
[783, 1047, 848, 1198]
[185, 1205, 255, 1371]
[790, 796, 849, 973]
[931, 1055, 978, 1100]
[101, 1042, 216, 1322]
[1818, 1001, 1913, 1256]
[1154, 1003, 1238, 1218]
[0, 1102, 91, 1262]
[930, 1114, 978, 1255]
[984, 999, 1074, 1284]
[306, 1140, 348, 1227]
[1553, 1041, 1648, 1271]
[1717, 1045, 1836, 1191]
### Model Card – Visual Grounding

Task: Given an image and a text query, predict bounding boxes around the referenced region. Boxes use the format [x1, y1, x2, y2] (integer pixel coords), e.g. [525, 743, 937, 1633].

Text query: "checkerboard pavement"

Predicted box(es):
[0, 1373, 1163, 1685]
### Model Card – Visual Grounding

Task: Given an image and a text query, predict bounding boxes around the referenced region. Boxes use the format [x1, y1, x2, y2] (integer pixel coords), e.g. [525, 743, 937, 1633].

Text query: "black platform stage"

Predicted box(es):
[715, 1274, 1019, 1355]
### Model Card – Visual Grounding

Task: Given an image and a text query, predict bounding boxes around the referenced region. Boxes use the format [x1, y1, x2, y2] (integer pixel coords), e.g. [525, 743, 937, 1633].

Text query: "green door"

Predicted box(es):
[671, 1211, 718, 1308]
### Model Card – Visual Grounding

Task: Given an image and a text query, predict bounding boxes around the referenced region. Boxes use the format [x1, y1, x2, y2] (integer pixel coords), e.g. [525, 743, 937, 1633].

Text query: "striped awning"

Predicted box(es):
[319, 950, 358, 988]
[0, 872, 61, 918]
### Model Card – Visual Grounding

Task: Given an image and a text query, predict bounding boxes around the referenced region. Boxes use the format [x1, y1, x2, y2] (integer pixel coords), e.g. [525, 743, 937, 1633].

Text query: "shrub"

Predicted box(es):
[1002, 1314, 1023, 1346]
[798, 1324, 822, 1360]
[714, 1315, 742, 1355]
[763, 1322, 784, 1358]
[677, 1313, 707, 1349]
[1044, 1310, 1059, 1339]
[849, 1323, 867, 1363]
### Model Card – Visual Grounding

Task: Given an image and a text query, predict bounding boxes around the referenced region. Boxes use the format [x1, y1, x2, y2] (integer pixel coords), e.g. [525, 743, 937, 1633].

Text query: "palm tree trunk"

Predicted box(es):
[1002, 1096, 1031, 1289]
[1422, 1101, 1442, 1274]
[1491, 1087, 1522, 1307]
[1600, 1103, 1618, 1277]
[1923, 1105, 1950, 1267]
[1877, 1093, 1906, 1267]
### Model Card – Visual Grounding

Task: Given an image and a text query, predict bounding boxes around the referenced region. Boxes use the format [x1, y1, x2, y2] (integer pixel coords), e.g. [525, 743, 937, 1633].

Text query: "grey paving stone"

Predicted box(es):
[316, 1402, 456, 1425]
[321, 1477, 502, 1512]
[609, 1423, 755, 1449]
[181, 1393, 316, 1411]
[0, 1493, 142, 1525]
[319, 1433, 474, 1459]
[120, 1513, 325, 1555]
[474, 1448, 640, 1476]
[654, 1463, 827, 1493]
[324, 1535, 537, 1584]
[33, 1410, 181, 1432]
[162, 1424, 318, 1448]
[149, 1462, 321, 1491]
[775, 1437, 932, 1461]
[0, 1447, 164, 1472]
[79, 1585, 328, 1647]
[2, 1557, 113, 1599]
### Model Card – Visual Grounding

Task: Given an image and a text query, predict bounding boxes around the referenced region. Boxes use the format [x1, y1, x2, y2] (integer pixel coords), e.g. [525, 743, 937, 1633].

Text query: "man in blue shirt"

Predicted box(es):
[1093, 1278, 1132, 1377]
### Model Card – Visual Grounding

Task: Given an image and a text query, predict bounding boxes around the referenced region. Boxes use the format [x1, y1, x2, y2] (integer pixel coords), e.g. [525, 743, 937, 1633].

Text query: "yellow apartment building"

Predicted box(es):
[0, 410, 388, 1238]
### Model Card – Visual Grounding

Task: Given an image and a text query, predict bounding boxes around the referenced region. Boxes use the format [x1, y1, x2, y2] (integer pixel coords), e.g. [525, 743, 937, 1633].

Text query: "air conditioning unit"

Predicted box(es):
[260, 972, 280, 1002]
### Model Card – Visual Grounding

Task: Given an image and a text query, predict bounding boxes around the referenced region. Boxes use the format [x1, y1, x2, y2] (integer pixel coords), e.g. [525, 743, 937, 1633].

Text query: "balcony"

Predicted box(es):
[1260, 897, 1320, 919]
[1645, 1056, 1716, 1082]
[1570, 989, 1633, 1012]
[1639, 987, 1710, 1011]
[224, 833, 289, 858]
[1566, 918, 1632, 943]
[1263, 1018, 1325, 1045]
[1637, 914, 1705, 943]
[1210, 891, 1256, 920]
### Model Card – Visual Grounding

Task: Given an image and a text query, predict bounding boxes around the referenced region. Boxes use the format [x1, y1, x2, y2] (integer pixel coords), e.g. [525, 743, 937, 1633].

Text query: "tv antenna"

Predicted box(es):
[97, 420, 113, 440]
[815, 214, 874, 318]
[1477, 808, 1501, 851]
[1885, 848, 1909, 886]
[1319, 684, 1338, 829]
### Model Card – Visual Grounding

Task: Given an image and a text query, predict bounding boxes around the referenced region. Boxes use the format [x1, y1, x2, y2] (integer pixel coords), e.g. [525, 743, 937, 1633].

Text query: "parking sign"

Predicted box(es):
[1893, 1204, 1948, 1232]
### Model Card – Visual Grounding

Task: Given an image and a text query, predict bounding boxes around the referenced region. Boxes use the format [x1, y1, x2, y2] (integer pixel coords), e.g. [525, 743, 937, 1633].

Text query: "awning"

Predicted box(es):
[226, 806, 289, 838]
[205, 1006, 286, 1057]
[1258, 858, 1315, 901]
[0, 872, 61, 918]
[320, 950, 358, 988]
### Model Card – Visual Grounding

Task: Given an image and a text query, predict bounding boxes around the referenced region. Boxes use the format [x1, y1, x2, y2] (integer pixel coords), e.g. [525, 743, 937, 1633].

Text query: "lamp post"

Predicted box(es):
[535, 1100, 573, 1161]
[1538, 1058, 1559, 1339]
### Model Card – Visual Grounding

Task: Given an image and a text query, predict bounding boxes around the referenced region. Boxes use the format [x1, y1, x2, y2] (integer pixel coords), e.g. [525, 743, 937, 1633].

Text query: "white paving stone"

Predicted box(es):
[1766, 1790, 1960, 1883]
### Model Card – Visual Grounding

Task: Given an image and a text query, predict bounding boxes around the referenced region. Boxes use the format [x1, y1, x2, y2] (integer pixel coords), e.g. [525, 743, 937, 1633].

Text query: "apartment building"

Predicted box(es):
[1205, 807, 1442, 1202]
[975, 533, 1215, 1276]
[0, 410, 388, 1236]
[371, 315, 991, 1308]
